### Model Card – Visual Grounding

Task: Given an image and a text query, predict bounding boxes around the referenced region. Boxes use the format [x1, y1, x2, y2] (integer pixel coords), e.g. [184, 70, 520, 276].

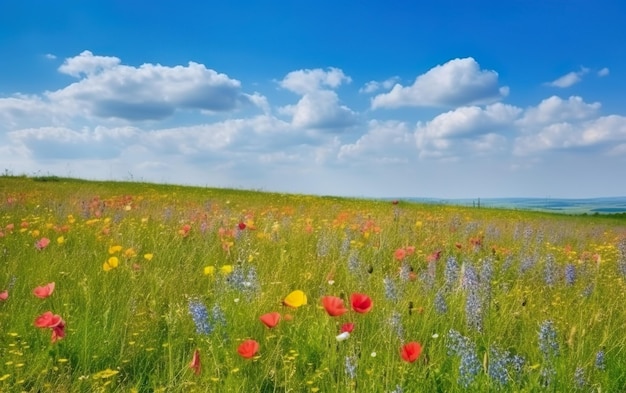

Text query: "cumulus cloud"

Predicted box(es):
[514, 95, 626, 156]
[44, 50, 264, 121]
[514, 115, 626, 155]
[359, 77, 400, 94]
[371, 57, 509, 109]
[338, 120, 413, 163]
[280, 90, 357, 129]
[518, 96, 600, 127]
[414, 103, 521, 159]
[545, 67, 589, 88]
[598, 67, 610, 77]
[278, 68, 357, 130]
[279, 67, 351, 94]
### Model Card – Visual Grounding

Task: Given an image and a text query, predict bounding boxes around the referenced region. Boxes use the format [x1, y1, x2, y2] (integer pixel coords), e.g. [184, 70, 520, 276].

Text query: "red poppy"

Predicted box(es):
[35, 237, 50, 250]
[401, 342, 422, 363]
[0, 290, 8, 301]
[189, 349, 201, 375]
[350, 293, 373, 314]
[259, 312, 281, 329]
[394, 248, 407, 261]
[34, 311, 66, 343]
[51, 321, 66, 343]
[33, 282, 55, 299]
[237, 339, 260, 359]
[340, 323, 354, 333]
[322, 296, 348, 317]
[238, 222, 246, 230]
[178, 224, 192, 237]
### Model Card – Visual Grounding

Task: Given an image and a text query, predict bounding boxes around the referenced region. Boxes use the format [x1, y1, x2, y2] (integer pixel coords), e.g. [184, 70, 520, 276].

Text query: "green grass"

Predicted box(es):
[0, 176, 625, 392]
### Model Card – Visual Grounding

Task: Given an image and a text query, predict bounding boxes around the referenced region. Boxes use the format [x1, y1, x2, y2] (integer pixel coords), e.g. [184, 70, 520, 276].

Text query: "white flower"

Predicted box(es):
[335, 332, 350, 342]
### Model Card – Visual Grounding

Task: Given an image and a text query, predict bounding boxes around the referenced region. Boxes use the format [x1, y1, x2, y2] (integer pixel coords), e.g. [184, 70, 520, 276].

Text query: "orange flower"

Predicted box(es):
[259, 312, 281, 329]
[33, 282, 55, 299]
[400, 342, 422, 363]
[322, 296, 348, 317]
[237, 339, 260, 359]
[189, 349, 201, 375]
[350, 293, 373, 314]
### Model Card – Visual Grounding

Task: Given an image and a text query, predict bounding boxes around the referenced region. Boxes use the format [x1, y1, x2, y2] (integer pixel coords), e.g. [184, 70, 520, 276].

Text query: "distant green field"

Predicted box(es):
[1, 176, 625, 392]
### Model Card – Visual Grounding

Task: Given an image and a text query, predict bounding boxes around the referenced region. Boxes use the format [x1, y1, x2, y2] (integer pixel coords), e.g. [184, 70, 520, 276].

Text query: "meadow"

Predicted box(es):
[1, 176, 625, 392]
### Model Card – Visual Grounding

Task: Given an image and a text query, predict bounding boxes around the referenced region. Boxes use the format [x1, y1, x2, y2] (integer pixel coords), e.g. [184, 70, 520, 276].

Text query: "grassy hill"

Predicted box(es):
[1, 176, 625, 392]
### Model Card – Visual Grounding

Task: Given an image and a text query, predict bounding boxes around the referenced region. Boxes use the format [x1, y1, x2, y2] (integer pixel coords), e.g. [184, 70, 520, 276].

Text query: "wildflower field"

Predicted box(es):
[1, 176, 626, 392]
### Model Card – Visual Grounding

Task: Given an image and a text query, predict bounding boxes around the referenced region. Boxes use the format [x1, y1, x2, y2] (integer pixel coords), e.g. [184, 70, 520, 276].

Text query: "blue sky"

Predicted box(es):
[1, 0, 625, 198]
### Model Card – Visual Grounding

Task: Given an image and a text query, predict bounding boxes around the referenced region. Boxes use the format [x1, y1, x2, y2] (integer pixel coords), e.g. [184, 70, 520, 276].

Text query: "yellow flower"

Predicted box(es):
[92, 368, 119, 379]
[283, 290, 307, 308]
[124, 248, 137, 258]
[57, 236, 65, 245]
[108, 245, 123, 254]
[103, 257, 119, 271]
[220, 265, 233, 275]
[204, 266, 216, 276]
[31, 229, 40, 237]
[67, 215, 76, 224]
[143, 253, 154, 261]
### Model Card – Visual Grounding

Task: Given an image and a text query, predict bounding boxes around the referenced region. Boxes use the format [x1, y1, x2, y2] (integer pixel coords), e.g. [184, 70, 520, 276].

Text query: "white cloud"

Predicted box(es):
[278, 68, 357, 130]
[514, 115, 626, 155]
[598, 67, 610, 77]
[359, 77, 400, 94]
[9, 126, 140, 159]
[415, 103, 521, 159]
[371, 57, 508, 109]
[279, 67, 351, 94]
[39, 51, 265, 122]
[545, 67, 589, 88]
[281, 90, 357, 129]
[58, 50, 121, 77]
[44, 53, 57, 60]
[338, 120, 413, 163]
[518, 96, 600, 127]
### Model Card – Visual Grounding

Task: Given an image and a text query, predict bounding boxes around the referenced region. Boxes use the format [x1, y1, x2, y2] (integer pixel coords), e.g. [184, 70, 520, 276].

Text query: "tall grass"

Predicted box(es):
[0, 176, 625, 392]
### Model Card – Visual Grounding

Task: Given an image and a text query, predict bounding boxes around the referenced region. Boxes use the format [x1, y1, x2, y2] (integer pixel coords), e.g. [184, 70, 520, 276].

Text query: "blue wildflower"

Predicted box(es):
[544, 254, 556, 288]
[389, 311, 404, 341]
[488, 346, 510, 386]
[188, 299, 213, 335]
[564, 264, 576, 286]
[447, 330, 481, 388]
[344, 355, 357, 379]
[595, 350, 606, 371]
[383, 276, 399, 302]
[538, 320, 559, 358]
[444, 256, 459, 291]
[434, 290, 447, 314]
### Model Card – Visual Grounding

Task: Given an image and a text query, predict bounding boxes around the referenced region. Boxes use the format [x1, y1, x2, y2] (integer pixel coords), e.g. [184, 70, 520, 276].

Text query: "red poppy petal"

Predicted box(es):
[237, 340, 260, 359]
[259, 312, 281, 328]
[322, 296, 348, 317]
